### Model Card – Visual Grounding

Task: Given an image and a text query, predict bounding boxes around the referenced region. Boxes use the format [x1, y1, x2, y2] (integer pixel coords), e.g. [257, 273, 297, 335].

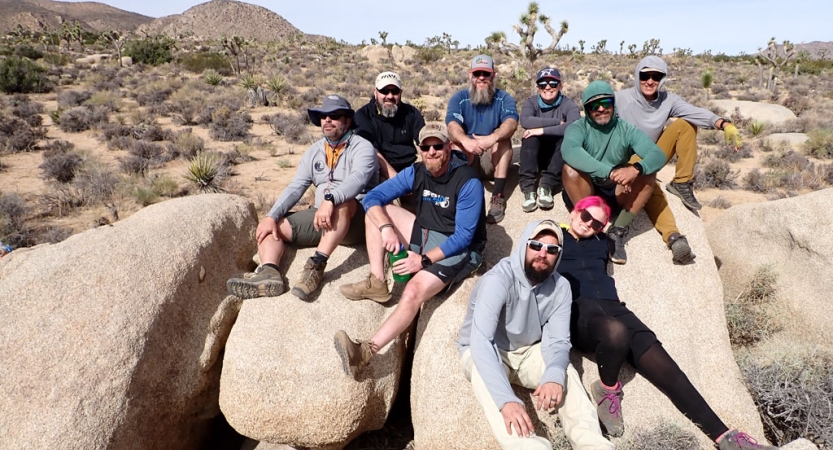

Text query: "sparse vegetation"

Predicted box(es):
[617, 422, 700, 450]
[804, 129, 833, 159]
[184, 152, 228, 193]
[0, 57, 52, 94]
[725, 265, 781, 348]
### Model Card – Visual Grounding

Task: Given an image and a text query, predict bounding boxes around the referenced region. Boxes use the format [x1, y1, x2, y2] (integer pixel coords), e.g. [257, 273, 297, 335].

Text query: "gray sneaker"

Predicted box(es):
[334, 330, 373, 378]
[486, 195, 506, 224]
[668, 232, 696, 264]
[591, 380, 624, 437]
[290, 257, 326, 301]
[607, 226, 628, 265]
[718, 430, 778, 450]
[666, 181, 703, 211]
[226, 265, 285, 299]
[536, 187, 554, 210]
[522, 191, 538, 213]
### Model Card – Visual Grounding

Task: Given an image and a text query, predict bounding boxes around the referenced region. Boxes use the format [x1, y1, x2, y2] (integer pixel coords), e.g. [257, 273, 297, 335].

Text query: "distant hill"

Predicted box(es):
[138, 0, 326, 43]
[795, 41, 833, 59]
[0, 0, 152, 34]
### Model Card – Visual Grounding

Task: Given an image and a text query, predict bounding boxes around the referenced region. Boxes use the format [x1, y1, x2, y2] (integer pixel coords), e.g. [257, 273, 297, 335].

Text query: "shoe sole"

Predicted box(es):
[227, 279, 285, 299]
[291, 286, 312, 301]
[522, 203, 538, 213]
[665, 184, 703, 211]
[486, 212, 505, 224]
[333, 335, 358, 378]
[671, 244, 697, 264]
[339, 288, 392, 303]
[537, 200, 554, 210]
[609, 255, 627, 265]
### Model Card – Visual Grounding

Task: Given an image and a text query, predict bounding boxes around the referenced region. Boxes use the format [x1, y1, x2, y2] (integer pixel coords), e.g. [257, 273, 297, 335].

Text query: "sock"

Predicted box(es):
[311, 251, 329, 264]
[262, 263, 279, 272]
[493, 178, 506, 197]
[613, 210, 635, 229]
[600, 380, 621, 390]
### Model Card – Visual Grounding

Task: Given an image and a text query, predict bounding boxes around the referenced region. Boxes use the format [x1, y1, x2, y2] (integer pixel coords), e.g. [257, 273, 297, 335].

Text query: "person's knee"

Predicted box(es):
[562, 164, 587, 183]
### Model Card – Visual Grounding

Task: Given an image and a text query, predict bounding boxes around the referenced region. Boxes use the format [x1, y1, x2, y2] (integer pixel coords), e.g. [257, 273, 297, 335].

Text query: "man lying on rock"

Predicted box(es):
[457, 219, 614, 450]
[226, 94, 378, 301]
[557, 195, 776, 450]
[334, 122, 486, 378]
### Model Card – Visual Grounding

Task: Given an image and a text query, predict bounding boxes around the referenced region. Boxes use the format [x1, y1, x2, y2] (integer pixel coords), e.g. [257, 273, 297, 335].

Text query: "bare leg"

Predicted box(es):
[616, 173, 656, 213]
[562, 164, 594, 208]
[369, 271, 445, 352]
[315, 201, 357, 256]
[257, 218, 293, 266]
[366, 204, 415, 281]
[490, 139, 514, 179]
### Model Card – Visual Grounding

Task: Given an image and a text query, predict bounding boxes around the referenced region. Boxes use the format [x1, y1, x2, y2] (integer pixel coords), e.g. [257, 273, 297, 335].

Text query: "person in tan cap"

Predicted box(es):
[335, 122, 487, 379]
[354, 71, 426, 180]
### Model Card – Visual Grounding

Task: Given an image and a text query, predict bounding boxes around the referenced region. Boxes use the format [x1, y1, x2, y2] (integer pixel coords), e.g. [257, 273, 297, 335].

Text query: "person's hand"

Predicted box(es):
[255, 217, 279, 245]
[380, 226, 401, 254]
[473, 133, 496, 151]
[462, 136, 486, 156]
[392, 251, 422, 275]
[609, 166, 640, 186]
[501, 402, 534, 438]
[534, 382, 564, 411]
[724, 124, 743, 152]
[523, 128, 544, 139]
[314, 201, 335, 231]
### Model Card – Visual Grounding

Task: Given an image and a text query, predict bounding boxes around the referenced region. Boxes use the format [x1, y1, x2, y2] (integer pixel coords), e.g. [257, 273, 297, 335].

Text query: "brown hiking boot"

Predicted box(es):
[486, 195, 506, 224]
[226, 265, 285, 299]
[339, 273, 391, 303]
[290, 257, 326, 301]
[334, 330, 373, 378]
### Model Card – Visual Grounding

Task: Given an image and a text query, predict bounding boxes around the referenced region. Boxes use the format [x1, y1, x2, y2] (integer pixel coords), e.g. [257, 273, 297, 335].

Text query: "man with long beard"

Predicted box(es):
[457, 219, 613, 450]
[354, 71, 426, 180]
[334, 122, 487, 378]
[446, 54, 518, 224]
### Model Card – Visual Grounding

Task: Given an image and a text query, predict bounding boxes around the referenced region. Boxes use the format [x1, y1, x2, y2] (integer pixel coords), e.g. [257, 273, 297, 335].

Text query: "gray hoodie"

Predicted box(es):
[457, 220, 573, 410]
[267, 133, 379, 220]
[615, 56, 721, 142]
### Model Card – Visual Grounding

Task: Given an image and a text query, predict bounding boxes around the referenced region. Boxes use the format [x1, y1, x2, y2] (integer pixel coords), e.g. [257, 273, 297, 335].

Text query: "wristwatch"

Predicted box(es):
[421, 255, 432, 269]
[324, 192, 334, 203]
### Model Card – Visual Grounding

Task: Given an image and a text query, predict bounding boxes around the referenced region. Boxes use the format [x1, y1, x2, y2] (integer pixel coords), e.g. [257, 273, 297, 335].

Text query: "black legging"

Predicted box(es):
[573, 306, 730, 441]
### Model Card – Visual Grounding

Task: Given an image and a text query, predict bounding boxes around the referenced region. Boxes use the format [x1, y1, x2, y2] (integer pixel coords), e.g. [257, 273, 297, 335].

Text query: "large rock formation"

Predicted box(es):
[710, 100, 797, 125]
[411, 184, 768, 448]
[0, 194, 257, 448]
[219, 246, 408, 449]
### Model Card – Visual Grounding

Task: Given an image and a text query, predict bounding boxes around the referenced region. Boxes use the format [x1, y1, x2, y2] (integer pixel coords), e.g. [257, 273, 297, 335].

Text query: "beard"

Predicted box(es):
[590, 112, 612, 126]
[524, 256, 554, 285]
[379, 102, 398, 118]
[468, 81, 496, 105]
[424, 155, 444, 174]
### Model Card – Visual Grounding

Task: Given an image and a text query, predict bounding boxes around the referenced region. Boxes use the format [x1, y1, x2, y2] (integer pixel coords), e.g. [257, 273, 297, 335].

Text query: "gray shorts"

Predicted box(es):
[409, 227, 482, 288]
[284, 200, 365, 247]
[475, 153, 495, 180]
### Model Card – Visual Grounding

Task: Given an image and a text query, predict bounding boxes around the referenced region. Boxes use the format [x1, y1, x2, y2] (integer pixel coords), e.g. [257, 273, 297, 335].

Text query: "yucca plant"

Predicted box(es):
[239, 73, 259, 90]
[266, 75, 289, 95]
[747, 120, 766, 137]
[203, 69, 223, 86]
[184, 152, 227, 193]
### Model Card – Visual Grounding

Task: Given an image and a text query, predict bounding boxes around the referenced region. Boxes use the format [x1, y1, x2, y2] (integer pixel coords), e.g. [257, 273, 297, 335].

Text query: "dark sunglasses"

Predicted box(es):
[471, 70, 492, 78]
[527, 240, 562, 255]
[537, 80, 560, 89]
[377, 87, 401, 95]
[639, 72, 665, 82]
[586, 98, 614, 111]
[418, 143, 445, 151]
[322, 112, 347, 121]
[579, 209, 605, 231]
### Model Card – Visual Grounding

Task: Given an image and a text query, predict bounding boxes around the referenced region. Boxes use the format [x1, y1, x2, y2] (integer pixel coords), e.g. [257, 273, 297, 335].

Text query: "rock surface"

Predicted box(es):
[0, 194, 257, 449]
[782, 438, 820, 450]
[764, 132, 808, 151]
[411, 181, 768, 448]
[711, 100, 797, 125]
[360, 45, 390, 63]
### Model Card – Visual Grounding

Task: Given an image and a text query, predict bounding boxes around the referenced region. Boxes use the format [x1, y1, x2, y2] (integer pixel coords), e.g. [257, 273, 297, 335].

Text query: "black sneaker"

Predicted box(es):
[666, 181, 702, 211]
[667, 232, 696, 264]
[486, 195, 506, 224]
[607, 226, 628, 265]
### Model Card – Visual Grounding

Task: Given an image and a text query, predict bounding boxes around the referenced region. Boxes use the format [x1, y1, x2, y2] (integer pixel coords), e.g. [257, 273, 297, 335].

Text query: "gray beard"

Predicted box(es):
[468, 83, 496, 105]
[379, 102, 398, 118]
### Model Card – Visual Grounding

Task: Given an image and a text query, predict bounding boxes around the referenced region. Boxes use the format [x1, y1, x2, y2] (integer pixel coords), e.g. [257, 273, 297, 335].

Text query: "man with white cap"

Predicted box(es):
[354, 71, 426, 180]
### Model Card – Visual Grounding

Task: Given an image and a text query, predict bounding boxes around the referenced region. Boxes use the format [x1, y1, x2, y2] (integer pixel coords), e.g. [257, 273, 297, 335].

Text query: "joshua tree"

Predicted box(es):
[99, 30, 126, 67]
[378, 31, 388, 46]
[220, 34, 251, 76]
[484, 1, 568, 66]
[756, 37, 796, 91]
[591, 39, 609, 55]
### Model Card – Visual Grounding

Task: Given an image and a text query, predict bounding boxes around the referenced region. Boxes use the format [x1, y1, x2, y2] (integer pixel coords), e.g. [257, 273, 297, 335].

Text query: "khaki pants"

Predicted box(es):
[460, 347, 613, 450]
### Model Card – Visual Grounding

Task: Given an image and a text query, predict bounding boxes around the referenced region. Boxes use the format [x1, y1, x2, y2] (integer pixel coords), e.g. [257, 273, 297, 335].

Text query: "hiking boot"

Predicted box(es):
[290, 257, 326, 301]
[591, 380, 625, 437]
[536, 187, 554, 210]
[666, 181, 703, 211]
[339, 273, 391, 303]
[607, 226, 628, 265]
[226, 265, 285, 299]
[334, 330, 373, 378]
[668, 232, 696, 265]
[717, 430, 778, 450]
[486, 195, 506, 224]
[522, 191, 538, 213]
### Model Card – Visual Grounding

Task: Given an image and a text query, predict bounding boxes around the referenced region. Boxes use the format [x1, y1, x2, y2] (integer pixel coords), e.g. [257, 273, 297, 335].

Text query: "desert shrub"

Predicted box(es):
[0, 192, 32, 247]
[10, 95, 44, 125]
[763, 151, 811, 172]
[209, 107, 252, 142]
[85, 91, 122, 112]
[707, 196, 732, 209]
[167, 131, 205, 159]
[39, 226, 73, 244]
[424, 109, 442, 122]
[301, 86, 326, 105]
[136, 125, 172, 142]
[0, 57, 52, 94]
[13, 44, 43, 60]
[177, 52, 232, 75]
[803, 129, 833, 159]
[57, 90, 92, 108]
[746, 120, 767, 137]
[743, 169, 774, 193]
[124, 37, 174, 66]
[203, 69, 223, 86]
[58, 106, 109, 132]
[42, 52, 72, 66]
[739, 350, 833, 446]
[725, 265, 781, 347]
[0, 114, 43, 153]
[74, 163, 119, 204]
[617, 422, 700, 450]
[40, 147, 83, 183]
[268, 111, 308, 144]
[693, 159, 738, 190]
[149, 174, 180, 197]
[184, 152, 228, 193]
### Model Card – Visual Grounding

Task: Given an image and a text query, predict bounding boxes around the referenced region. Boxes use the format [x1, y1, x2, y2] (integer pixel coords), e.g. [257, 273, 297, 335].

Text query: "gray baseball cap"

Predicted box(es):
[308, 94, 354, 126]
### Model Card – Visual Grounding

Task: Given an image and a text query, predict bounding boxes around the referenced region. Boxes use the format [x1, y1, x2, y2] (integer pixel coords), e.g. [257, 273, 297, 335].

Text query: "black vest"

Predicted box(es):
[412, 161, 487, 254]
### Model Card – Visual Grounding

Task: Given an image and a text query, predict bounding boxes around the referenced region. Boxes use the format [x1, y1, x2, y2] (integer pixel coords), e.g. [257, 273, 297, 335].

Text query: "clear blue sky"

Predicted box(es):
[73, 0, 823, 55]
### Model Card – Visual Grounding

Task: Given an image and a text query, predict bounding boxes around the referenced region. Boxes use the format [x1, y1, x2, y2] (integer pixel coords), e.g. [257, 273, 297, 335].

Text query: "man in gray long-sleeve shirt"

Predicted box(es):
[457, 219, 611, 450]
[227, 94, 378, 301]
[519, 67, 581, 213]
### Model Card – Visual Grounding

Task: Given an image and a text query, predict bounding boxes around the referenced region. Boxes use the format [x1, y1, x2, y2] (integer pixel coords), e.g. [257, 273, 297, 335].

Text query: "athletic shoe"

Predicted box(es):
[591, 380, 625, 437]
[339, 273, 391, 303]
[486, 195, 506, 224]
[537, 187, 554, 210]
[717, 430, 778, 450]
[607, 226, 628, 265]
[666, 181, 703, 211]
[667, 232, 696, 264]
[334, 330, 373, 378]
[290, 257, 326, 301]
[226, 265, 285, 299]
[522, 191, 538, 213]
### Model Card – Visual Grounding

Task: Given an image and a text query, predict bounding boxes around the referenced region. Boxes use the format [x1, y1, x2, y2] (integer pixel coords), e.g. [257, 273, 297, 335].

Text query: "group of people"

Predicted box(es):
[225, 55, 767, 450]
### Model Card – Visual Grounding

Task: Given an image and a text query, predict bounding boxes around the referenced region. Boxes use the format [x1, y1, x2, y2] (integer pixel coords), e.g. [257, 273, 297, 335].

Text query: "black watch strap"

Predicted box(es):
[324, 192, 334, 203]
[421, 255, 431, 269]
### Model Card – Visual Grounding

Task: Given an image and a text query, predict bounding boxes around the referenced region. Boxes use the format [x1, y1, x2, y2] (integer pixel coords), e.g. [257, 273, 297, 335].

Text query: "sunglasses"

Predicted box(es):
[537, 80, 560, 89]
[586, 98, 614, 111]
[322, 112, 347, 121]
[418, 143, 445, 151]
[377, 87, 401, 95]
[527, 240, 562, 255]
[579, 209, 605, 231]
[471, 70, 492, 78]
[639, 72, 665, 82]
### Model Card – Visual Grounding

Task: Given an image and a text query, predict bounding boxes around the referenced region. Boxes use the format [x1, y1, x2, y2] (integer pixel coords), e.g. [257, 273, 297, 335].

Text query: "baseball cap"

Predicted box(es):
[418, 122, 449, 144]
[470, 54, 494, 73]
[375, 71, 402, 90]
[536, 67, 562, 82]
[529, 219, 563, 244]
[307, 94, 354, 127]
[640, 67, 664, 73]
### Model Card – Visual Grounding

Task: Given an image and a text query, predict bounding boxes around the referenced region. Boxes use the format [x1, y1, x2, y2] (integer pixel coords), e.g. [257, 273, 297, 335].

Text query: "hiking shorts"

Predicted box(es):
[284, 200, 365, 247]
[409, 227, 482, 287]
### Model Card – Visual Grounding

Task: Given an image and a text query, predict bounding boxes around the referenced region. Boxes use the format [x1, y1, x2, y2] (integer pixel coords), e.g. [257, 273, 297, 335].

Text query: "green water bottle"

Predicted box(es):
[389, 244, 411, 283]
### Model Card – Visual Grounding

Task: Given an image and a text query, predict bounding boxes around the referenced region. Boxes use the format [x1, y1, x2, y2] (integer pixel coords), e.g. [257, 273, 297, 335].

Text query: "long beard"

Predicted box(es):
[524, 257, 553, 285]
[379, 102, 398, 118]
[469, 82, 496, 105]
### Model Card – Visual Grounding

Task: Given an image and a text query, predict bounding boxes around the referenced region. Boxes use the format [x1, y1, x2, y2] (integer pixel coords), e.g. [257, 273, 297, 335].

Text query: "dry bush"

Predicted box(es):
[209, 107, 252, 142]
[267, 111, 309, 144]
[38, 225, 73, 244]
[725, 265, 781, 348]
[136, 125, 173, 142]
[0, 114, 44, 153]
[617, 422, 700, 450]
[9, 94, 44, 126]
[167, 131, 205, 159]
[707, 196, 732, 209]
[803, 129, 833, 159]
[85, 91, 122, 112]
[0, 192, 33, 247]
[58, 106, 109, 132]
[99, 123, 134, 150]
[40, 145, 83, 183]
[743, 169, 775, 193]
[119, 140, 164, 176]
[57, 90, 92, 108]
[693, 159, 738, 190]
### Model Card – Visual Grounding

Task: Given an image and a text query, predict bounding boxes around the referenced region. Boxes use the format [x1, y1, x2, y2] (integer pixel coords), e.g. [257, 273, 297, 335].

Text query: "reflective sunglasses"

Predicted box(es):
[527, 240, 562, 255]
[377, 87, 401, 95]
[537, 80, 560, 89]
[418, 143, 445, 151]
[471, 70, 492, 78]
[639, 72, 664, 82]
[322, 112, 347, 121]
[579, 209, 605, 231]
[586, 98, 614, 111]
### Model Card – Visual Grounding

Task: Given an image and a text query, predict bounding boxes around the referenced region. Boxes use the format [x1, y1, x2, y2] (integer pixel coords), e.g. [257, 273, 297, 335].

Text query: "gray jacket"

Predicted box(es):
[615, 55, 721, 142]
[457, 220, 572, 410]
[267, 133, 379, 220]
[519, 93, 581, 137]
